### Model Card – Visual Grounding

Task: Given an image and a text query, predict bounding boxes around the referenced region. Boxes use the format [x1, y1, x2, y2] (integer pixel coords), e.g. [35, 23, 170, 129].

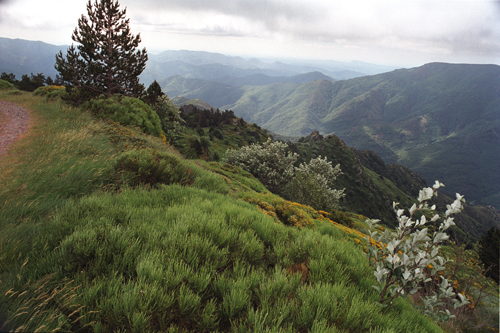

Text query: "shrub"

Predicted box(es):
[224, 138, 298, 193]
[0, 79, 16, 90]
[225, 142, 344, 212]
[212, 128, 224, 140]
[365, 181, 470, 321]
[151, 95, 184, 145]
[109, 148, 194, 188]
[283, 156, 345, 211]
[33, 85, 67, 99]
[84, 95, 162, 137]
[477, 227, 500, 284]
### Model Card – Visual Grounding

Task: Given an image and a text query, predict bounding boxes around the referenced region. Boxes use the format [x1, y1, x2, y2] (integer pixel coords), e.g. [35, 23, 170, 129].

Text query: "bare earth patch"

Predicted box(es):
[0, 101, 30, 157]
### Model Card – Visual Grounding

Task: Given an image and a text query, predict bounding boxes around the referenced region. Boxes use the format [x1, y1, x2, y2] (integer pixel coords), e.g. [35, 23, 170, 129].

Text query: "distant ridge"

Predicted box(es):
[0, 37, 66, 79]
[164, 62, 500, 209]
[0, 37, 394, 85]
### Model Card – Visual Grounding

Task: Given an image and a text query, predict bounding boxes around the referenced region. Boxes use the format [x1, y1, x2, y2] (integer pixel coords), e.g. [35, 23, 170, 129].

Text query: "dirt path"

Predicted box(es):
[0, 101, 31, 157]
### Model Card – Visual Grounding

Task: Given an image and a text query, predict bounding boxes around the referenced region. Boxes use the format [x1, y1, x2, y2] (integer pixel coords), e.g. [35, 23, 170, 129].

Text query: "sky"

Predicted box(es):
[0, 0, 499, 67]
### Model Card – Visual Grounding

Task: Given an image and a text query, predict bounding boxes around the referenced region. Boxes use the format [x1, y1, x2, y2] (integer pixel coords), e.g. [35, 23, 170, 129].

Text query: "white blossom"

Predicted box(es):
[418, 187, 434, 202]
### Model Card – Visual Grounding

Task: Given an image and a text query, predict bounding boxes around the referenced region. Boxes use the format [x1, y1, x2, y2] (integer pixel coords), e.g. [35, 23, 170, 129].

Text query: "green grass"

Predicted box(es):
[0, 91, 445, 332]
[1, 186, 442, 332]
[0, 92, 117, 226]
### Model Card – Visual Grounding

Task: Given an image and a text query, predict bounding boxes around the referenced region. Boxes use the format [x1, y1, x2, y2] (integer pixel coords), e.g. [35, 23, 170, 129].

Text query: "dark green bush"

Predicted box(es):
[84, 95, 162, 137]
[212, 128, 224, 140]
[328, 209, 354, 227]
[478, 227, 500, 284]
[110, 148, 194, 189]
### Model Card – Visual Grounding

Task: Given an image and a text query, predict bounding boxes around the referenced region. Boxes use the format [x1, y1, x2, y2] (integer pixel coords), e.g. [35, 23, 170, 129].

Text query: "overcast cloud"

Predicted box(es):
[0, 0, 499, 66]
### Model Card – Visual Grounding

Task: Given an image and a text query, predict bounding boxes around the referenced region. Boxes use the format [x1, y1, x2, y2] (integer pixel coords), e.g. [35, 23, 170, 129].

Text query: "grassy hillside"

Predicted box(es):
[2, 87, 499, 331]
[0, 90, 456, 332]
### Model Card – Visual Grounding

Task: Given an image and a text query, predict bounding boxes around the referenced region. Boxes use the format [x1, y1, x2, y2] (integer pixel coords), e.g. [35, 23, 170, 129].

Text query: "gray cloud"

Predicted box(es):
[129, 0, 321, 31]
[127, 0, 500, 58]
[1, 0, 498, 65]
[0, 0, 12, 22]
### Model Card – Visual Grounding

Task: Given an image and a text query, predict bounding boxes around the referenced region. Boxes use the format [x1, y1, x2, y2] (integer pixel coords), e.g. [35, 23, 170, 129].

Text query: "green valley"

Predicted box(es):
[163, 63, 500, 209]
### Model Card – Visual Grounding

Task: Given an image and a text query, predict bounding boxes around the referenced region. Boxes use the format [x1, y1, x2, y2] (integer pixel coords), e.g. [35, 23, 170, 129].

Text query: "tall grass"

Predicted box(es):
[0, 91, 117, 226]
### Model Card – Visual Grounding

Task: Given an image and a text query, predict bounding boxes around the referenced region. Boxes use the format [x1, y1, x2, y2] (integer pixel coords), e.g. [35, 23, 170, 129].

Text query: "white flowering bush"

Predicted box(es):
[224, 138, 298, 193]
[283, 156, 345, 211]
[224, 141, 345, 211]
[365, 181, 470, 321]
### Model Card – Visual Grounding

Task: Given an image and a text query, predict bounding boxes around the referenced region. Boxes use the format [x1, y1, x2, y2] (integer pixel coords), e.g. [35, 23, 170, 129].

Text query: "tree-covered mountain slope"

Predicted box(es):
[165, 99, 500, 242]
[291, 131, 500, 242]
[0, 37, 64, 79]
[167, 63, 500, 209]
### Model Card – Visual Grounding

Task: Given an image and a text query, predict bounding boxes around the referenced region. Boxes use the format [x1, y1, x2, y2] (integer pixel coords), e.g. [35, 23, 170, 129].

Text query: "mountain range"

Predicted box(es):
[162, 63, 500, 210]
[0, 37, 395, 84]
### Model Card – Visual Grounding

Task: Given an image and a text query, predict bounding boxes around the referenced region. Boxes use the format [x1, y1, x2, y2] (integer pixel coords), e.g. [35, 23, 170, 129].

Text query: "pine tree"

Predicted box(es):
[55, 0, 147, 100]
[143, 80, 164, 106]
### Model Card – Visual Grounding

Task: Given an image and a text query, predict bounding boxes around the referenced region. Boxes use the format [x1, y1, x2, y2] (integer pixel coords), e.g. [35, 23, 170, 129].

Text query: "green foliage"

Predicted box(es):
[143, 80, 164, 105]
[283, 156, 345, 212]
[224, 138, 298, 193]
[33, 85, 67, 99]
[172, 104, 270, 161]
[225, 140, 344, 214]
[84, 94, 162, 137]
[438, 243, 499, 332]
[211, 127, 224, 140]
[0, 91, 461, 332]
[152, 95, 184, 145]
[477, 227, 500, 284]
[0, 79, 16, 90]
[55, 0, 147, 100]
[109, 148, 194, 188]
[181, 105, 237, 129]
[1, 184, 442, 332]
[16, 73, 46, 92]
[1, 72, 17, 84]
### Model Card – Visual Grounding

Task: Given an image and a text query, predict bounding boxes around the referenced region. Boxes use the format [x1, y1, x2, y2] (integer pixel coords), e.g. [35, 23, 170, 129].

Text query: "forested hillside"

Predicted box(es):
[163, 63, 500, 209]
[289, 131, 500, 242]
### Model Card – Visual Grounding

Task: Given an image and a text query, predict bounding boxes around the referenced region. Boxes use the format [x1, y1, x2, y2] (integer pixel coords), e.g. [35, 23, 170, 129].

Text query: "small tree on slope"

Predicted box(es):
[366, 181, 470, 321]
[55, 0, 147, 101]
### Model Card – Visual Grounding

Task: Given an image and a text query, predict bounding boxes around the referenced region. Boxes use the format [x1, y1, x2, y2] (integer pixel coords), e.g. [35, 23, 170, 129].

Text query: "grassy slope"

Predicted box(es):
[0, 91, 445, 332]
